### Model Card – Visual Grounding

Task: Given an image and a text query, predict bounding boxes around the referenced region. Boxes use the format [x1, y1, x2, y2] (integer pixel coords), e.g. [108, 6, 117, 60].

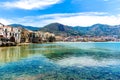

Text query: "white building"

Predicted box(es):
[0, 23, 22, 43]
[0, 23, 4, 37]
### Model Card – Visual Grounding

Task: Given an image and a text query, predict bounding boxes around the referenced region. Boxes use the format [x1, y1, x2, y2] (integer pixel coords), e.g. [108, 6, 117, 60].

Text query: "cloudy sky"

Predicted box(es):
[0, 0, 120, 27]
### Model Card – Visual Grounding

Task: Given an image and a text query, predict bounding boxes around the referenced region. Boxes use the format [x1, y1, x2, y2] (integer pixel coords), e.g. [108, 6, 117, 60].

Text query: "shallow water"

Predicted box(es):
[0, 42, 120, 80]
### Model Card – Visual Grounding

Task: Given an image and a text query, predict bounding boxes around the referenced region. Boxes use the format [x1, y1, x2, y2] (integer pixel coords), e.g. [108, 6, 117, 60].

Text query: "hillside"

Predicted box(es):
[73, 24, 120, 36]
[9, 24, 39, 31]
[40, 23, 80, 36]
[9, 23, 120, 37]
[40, 23, 120, 37]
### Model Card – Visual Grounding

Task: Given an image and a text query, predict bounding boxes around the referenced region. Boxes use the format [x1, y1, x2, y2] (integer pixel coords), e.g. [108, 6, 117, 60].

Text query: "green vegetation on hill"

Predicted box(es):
[40, 23, 81, 36]
[40, 23, 120, 37]
[74, 24, 120, 36]
[9, 23, 120, 37]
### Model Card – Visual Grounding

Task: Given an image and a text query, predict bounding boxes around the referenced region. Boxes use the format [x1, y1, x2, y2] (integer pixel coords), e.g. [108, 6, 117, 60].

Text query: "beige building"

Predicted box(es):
[30, 31, 55, 43]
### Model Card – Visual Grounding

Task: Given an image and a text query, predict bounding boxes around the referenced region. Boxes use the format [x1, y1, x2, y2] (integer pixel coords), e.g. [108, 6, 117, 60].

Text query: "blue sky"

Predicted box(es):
[0, 0, 120, 27]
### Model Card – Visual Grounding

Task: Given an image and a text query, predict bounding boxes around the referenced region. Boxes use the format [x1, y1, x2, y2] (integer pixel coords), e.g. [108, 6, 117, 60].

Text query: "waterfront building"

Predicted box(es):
[0, 23, 4, 37]
[0, 23, 22, 43]
[29, 31, 55, 43]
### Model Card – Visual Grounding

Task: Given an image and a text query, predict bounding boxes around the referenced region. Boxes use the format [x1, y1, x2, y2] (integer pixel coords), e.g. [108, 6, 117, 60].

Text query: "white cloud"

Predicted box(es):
[1, 12, 120, 27]
[0, 18, 11, 25]
[1, 0, 62, 10]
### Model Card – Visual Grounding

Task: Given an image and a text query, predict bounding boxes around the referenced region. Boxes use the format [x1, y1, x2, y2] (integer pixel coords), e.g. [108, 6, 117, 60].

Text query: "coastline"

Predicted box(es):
[17, 43, 32, 46]
[0, 42, 31, 47]
[55, 41, 120, 43]
[0, 41, 120, 48]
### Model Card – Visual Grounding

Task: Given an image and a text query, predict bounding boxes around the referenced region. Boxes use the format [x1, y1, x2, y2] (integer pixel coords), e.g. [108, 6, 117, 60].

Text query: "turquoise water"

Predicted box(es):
[0, 42, 120, 80]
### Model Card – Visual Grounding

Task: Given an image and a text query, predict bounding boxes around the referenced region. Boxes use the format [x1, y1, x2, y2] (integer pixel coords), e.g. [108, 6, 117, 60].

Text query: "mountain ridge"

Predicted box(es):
[73, 24, 120, 36]
[8, 23, 120, 37]
[9, 24, 40, 31]
[40, 23, 120, 37]
[40, 22, 81, 36]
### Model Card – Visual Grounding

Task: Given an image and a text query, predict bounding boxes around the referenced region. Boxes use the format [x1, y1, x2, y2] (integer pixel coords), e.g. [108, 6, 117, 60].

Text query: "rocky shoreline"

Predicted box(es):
[0, 42, 32, 47]
[0, 42, 16, 47]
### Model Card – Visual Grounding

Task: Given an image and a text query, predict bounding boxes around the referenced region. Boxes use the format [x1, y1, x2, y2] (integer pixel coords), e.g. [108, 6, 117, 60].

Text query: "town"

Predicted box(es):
[0, 23, 55, 46]
[60, 35, 120, 42]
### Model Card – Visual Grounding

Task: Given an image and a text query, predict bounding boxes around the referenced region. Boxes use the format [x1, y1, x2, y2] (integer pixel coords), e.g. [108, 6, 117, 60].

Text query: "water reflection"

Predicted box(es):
[0, 42, 120, 80]
[0, 42, 120, 65]
[0, 43, 65, 64]
[0, 46, 31, 64]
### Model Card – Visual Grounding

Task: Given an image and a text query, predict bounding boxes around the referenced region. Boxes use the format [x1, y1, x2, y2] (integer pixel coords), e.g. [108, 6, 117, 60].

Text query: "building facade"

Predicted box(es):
[0, 23, 21, 43]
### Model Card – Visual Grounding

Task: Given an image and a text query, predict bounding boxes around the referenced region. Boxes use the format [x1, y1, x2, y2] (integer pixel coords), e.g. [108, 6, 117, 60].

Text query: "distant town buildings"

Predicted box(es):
[63, 35, 120, 42]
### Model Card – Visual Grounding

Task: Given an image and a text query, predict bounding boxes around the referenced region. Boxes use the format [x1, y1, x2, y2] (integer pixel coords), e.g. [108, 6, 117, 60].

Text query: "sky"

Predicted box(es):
[0, 0, 120, 27]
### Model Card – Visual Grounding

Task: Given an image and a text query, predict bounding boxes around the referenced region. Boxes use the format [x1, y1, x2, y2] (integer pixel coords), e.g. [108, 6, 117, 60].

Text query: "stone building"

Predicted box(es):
[29, 31, 55, 43]
[0, 23, 21, 43]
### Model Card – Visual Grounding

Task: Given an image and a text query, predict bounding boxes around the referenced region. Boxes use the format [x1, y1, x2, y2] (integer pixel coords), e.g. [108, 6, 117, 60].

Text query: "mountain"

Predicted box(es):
[9, 24, 40, 31]
[73, 24, 120, 36]
[10, 23, 120, 37]
[40, 23, 81, 36]
[40, 23, 120, 36]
